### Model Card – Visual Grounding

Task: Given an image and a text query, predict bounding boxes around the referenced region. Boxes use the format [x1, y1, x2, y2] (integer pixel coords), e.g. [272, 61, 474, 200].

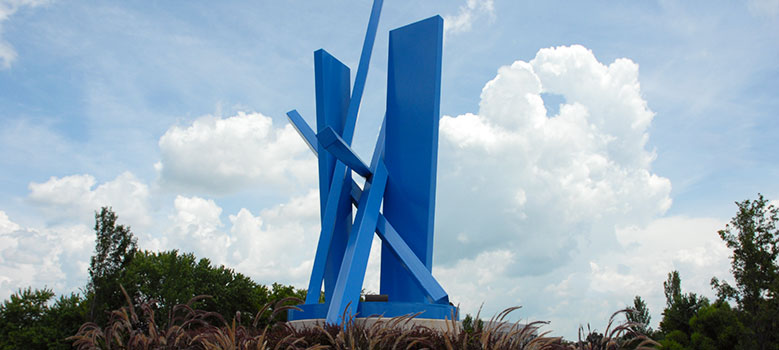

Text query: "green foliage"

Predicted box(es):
[659, 330, 689, 350]
[688, 301, 746, 350]
[627, 296, 652, 335]
[0, 287, 87, 350]
[118, 249, 305, 328]
[659, 271, 708, 336]
[88, 206, 138, 323]
[461, 313, 484, 334]
[710, 194, 779, 349]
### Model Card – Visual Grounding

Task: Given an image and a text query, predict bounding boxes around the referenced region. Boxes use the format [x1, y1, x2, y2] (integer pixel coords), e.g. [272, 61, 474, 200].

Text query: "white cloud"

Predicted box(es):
[157, 190, 321, 287]
[156, 111, 316, 194]
[432, 215, 731, 337]
[0, 0, 49, 68]
[0, 210, 93, 301]
[164, 195, 228, 264]
[436, 45, 671, 272]
[444, 0, 495, 36]
[431, 45, 683, 335]
[28, 172, 151, 229]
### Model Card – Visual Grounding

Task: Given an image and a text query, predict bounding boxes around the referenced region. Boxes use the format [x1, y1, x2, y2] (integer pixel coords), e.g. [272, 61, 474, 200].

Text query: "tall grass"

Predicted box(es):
[68, 288, 657, 349]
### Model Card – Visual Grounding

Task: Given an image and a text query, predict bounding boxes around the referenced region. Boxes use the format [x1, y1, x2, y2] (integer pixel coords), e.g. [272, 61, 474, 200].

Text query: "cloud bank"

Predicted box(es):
[156, 112, 315, 194]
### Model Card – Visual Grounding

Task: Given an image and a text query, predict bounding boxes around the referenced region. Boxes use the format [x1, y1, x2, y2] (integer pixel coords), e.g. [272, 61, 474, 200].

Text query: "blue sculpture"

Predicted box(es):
[285, 0, 455, 325]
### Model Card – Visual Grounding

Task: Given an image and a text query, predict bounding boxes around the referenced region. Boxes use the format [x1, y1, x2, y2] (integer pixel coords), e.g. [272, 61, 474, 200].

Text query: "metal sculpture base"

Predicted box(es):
[287, 302, 457, 321]
[287, 316, 460, 332]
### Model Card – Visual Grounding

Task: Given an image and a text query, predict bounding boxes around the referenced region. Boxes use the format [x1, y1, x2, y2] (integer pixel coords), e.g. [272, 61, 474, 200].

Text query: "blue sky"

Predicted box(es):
[1, 0, 778, 338]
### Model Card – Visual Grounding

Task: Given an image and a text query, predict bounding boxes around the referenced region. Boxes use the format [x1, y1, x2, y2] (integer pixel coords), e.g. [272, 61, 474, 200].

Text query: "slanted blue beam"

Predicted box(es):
[381, 15, 444, 303]
[318, 126, 372, 178]
[341, 0, 383, 144]
[285, 109, 365, 207]
[326, 161, 388, 324]
[375, 215, 449, 304]
[326, 110, 388, 324]
[286, 110, 317, 156]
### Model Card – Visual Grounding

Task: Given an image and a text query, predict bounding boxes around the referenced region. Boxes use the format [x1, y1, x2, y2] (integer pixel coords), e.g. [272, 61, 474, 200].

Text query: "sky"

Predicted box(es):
[1, 0, 778, 339]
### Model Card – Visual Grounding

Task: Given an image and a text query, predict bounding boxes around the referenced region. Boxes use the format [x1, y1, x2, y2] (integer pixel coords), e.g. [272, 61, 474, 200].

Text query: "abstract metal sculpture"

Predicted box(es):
[285, 0, 455, 325]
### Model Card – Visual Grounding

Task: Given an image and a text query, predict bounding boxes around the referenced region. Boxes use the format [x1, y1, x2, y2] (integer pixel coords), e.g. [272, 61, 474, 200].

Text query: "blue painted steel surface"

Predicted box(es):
[342, 0, 383, 144]
[288, 301, 456, 321]
[318, 126, 372, 178]
[381, 16, 444, 303]
[304, 0, 383, 307]
[326, 161, 388, 324]
[284, 1, 455, 324]
[314, 50, 353, 304]
[285, 110, 317, 156]
[375, 215, 448, 304]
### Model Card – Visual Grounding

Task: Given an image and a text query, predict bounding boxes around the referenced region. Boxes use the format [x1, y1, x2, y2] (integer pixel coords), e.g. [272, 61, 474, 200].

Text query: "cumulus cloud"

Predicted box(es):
[0, 0, 49, 68]
[159, 190, 321, 287]
[0, 210, 93, 301]
[156, 112, 316, 194]
[436, 45, 671, 272]
[432, 45, 678, 334]
[28, 172, 151, 229]
[444, 0, 495, 36]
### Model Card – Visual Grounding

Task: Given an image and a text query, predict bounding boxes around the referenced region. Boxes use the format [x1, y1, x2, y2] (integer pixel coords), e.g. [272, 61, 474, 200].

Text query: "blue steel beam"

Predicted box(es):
[325, 161, 388, 324]
[287, 109, 450, 307]
[286, 110, 317, 156]
[286, 109, 364, 204]
[375, 215, 449, 304]
[318, 126, 372, 178]
[313, 49, 352, 304]
[300, 0, 384, 309]
[342, 0, 383, 144]
[381, 15, 444, 303]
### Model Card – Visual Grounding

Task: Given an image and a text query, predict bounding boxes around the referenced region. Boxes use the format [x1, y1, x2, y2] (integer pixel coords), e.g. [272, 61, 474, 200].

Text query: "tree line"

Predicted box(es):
[0, 207, 305, 350]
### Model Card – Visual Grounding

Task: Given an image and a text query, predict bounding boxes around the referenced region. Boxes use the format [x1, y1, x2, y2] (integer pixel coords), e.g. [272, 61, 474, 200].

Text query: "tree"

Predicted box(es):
[0, 288, 87, 350]
[659, 271, 708, 337]
[626, 295, 652, 335]
[711, 194, 779, 349]
[688, 301, 747, 350]
[664, 271, 682, 309]
[119, 250, 305, 327]
[87, 207, 138, 323]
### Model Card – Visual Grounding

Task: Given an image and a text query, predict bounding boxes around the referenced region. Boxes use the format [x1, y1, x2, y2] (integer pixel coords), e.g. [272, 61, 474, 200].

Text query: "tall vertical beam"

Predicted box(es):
[313, 49, 352, 304]
[381, 15, 444, 303]
[302, 0, 383, 307]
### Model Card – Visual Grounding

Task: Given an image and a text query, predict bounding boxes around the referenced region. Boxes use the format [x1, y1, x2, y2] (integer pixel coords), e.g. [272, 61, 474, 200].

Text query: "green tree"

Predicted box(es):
[0, 288, 87, 350]
[119, 250, 305, 327]
[660, 271, 708, 337]
[711, 194, 778, 349]
[627, 295, 652, 335]
[87, 207, 138, 323]
[688, 301, 747, 350]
